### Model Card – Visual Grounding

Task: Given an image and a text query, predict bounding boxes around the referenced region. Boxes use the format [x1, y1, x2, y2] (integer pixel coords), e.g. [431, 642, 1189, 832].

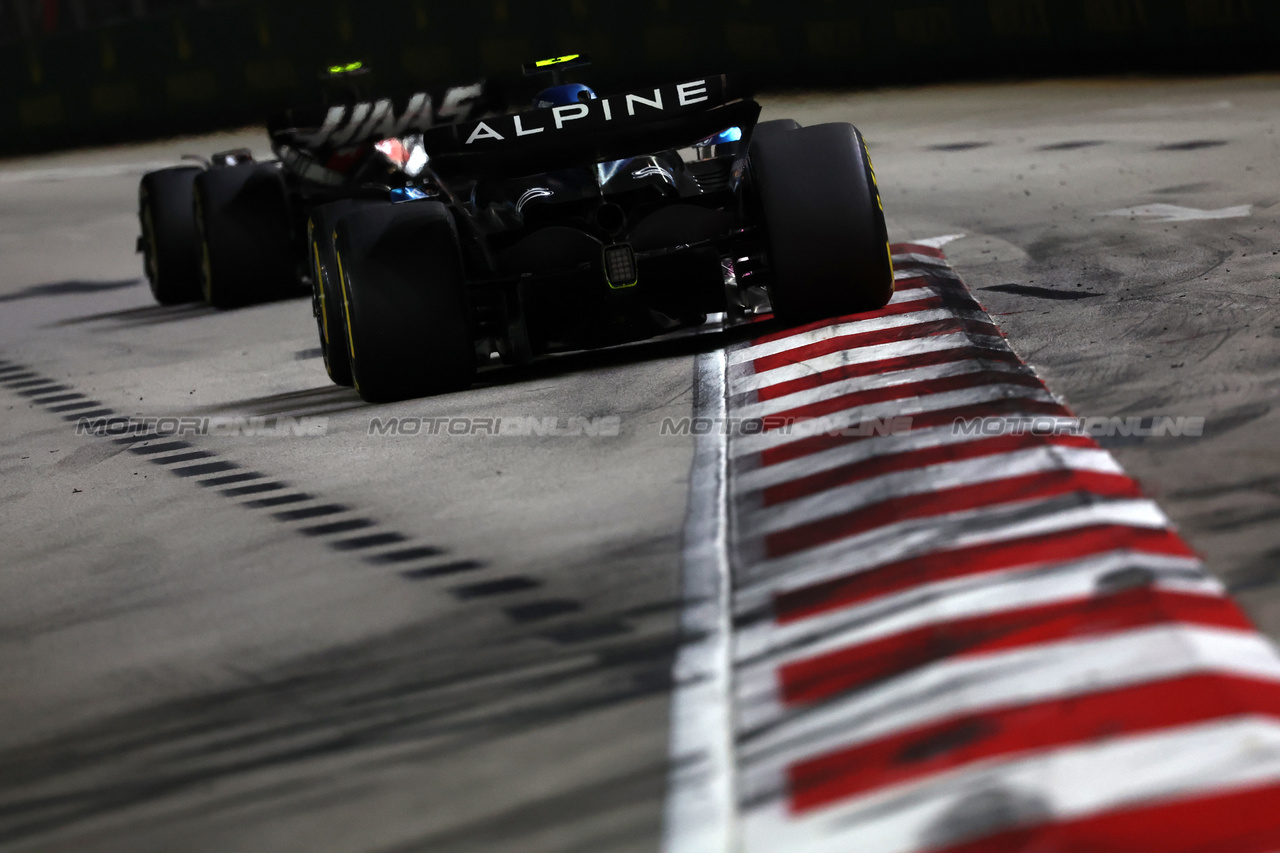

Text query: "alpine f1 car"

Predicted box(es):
[137, 55, 893, 402]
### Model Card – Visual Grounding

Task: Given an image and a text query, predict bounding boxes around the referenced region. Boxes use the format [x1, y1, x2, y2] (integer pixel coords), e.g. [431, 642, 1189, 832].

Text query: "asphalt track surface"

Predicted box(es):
[0, 76, 1278, 851]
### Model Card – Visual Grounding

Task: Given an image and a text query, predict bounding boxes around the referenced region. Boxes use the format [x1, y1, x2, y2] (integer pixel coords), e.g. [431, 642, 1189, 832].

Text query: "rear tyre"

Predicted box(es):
[334, 202, 475, 402]
[193, 163, 295, 309]
[308, 201, 375, 387]
[750, 122, 893, 324]
[139, 166, 203, 304]
[750, 118, 800, 147]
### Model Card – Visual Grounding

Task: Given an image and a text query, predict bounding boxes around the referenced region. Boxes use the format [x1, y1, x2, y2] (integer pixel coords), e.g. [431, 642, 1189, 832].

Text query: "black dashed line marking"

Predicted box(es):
[928, 141, 992, 152]
[221, 481, 287, 497]
[197, 472, 266, 487]
[400, 560, 485, 580]
[1156, 140, 1227, 151]
[541, 620, 632, 644]
[49, 401, 103, 412]
[301, 518, 375, 537]
[112, 431, 158, 444]
[171, 461, 238, 478]
[331, 532, 406, 551]
[157, 451, 217, 465]
[273, 504, 350, 522]
[21, 385, 74, 397]
[2, 361, 497, 594]
[1038, 140, 1105, 151]
[506, 600, 582, 623]
[452, 577, 540, 598]
[365, 545, 445, 564]
[128, 441, 192, 455]
[244, 492, 313, 508]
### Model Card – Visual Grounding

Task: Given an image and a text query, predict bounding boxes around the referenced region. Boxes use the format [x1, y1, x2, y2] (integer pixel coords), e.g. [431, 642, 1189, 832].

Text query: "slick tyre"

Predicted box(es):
[749, 118, 800, 147]
[750, 122, 893, 324]
[193, 163, 295, 309]
[334, 201, 475, 402]
[139, 166, 203, 305]
[308, 200, 380, 387]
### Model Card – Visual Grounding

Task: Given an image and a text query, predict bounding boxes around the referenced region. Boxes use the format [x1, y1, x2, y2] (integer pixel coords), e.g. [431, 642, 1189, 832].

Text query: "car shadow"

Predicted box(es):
[50, 293, 310, 329]
[0, 278, 143, 304]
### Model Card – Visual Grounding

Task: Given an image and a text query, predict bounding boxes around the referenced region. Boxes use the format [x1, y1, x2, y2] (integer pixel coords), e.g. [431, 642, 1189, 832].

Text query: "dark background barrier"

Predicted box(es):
[3, 0, 1278, 156]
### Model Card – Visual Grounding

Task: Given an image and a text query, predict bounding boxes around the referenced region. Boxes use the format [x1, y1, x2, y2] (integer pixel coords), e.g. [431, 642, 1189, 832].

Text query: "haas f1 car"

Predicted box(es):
[137, 56, 893, 402]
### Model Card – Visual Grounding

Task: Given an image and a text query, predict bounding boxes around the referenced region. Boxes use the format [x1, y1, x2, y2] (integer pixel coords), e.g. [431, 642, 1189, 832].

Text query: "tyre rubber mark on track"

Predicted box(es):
[664, 243, 1280, 852]
[0, 362, 627, 644]
[1099, 203, 1251, 222]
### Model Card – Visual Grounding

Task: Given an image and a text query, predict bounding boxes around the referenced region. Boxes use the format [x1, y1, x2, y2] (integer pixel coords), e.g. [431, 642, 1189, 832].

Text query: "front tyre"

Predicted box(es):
[193, 163, 295, 309]
[750, 122, 893, 324]
[334, 202, 475, 403]
[139, 166, 203, 304]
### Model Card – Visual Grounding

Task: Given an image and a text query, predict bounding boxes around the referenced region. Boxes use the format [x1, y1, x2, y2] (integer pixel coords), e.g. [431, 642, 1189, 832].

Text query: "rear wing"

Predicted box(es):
[267, 80, 504, 152]
[422, 75, 759, 178]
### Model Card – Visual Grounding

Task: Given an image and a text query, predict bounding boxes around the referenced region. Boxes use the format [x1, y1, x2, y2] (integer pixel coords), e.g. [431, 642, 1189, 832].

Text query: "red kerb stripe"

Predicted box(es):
[773, 524, 1196, 623]
[929, 781, 1280, 853]
[778, 587, 1249, 706]
[789, 674, 1280, 813]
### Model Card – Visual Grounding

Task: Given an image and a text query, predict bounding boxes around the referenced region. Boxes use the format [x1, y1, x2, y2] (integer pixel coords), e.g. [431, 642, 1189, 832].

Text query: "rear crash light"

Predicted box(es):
[603, 243, 638, 289]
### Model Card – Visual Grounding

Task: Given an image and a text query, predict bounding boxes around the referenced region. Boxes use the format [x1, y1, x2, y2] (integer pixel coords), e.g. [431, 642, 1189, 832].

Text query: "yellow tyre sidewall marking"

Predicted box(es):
[311, 236, 330, 345]
[862, 138, 895, 289]
[335, 244, 360, 394]
[334, 242, 360, 393]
